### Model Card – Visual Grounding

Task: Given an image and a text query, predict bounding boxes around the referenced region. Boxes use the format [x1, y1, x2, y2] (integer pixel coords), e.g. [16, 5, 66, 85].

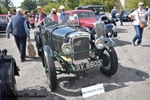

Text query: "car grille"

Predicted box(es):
[94, 22, 106, 38]
[72, 37, 90, 60]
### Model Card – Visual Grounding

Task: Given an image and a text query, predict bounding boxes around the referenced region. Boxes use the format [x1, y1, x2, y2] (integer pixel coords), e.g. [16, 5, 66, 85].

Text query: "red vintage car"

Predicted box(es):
[65, 10, 97, 30]
[65, 10, 118, 38]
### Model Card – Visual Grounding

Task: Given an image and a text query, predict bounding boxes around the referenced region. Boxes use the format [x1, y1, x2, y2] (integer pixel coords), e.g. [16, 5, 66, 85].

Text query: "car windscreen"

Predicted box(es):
[75, 12, 95, 18]
[89, 7, 105, 15]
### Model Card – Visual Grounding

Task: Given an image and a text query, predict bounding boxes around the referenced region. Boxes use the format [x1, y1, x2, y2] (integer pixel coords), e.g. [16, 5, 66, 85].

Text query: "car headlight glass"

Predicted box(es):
[108, 32, 112, 36]
[61, 43, 73, 55]
[112, 26, 117, 32]
[95, 38, 105, 49]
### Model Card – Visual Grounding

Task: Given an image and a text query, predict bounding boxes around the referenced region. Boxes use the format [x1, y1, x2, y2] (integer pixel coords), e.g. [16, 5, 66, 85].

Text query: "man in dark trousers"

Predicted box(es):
[119, 8, 124, 25]
[6, 8, 30, 62]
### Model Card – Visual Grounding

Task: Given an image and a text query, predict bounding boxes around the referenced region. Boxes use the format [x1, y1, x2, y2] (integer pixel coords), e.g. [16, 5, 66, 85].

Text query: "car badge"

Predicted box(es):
[74, 40, 81, 47]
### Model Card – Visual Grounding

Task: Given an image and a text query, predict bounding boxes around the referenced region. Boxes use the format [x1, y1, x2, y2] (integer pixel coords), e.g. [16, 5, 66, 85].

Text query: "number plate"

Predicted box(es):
[75, 59, 103, 70]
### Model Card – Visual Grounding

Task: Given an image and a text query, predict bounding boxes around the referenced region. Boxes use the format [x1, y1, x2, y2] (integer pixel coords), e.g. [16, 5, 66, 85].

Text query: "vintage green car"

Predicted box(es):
[34, 14, 118, 91]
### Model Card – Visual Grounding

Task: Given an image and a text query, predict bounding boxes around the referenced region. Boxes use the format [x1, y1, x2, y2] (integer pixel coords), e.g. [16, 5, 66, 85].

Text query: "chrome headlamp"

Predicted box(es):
[61, 43, 73, 55]
[112, 26, 117, 32]
[95, 38, 105, 49]
[108, 32, 112, 36]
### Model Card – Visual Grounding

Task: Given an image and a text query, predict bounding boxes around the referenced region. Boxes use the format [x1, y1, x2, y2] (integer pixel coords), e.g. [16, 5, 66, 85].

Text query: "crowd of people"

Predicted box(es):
[5, 2, 150, 62]
[5, 5, 67, 62]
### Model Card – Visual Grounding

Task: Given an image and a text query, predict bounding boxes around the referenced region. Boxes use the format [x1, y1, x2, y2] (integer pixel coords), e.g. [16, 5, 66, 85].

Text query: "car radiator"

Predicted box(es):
[94, 22, 106, 38]
[72, 37, 90, 60]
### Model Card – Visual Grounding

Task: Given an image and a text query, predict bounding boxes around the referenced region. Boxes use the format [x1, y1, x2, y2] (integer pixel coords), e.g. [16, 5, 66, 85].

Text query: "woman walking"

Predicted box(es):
[128, 2, 149, 47]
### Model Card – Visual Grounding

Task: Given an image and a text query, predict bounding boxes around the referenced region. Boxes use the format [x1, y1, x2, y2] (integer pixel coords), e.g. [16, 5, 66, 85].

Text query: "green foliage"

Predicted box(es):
[79, 0, 116, 12]
[126, 0, 150, 10]
[21, 0, 36, 10]
[0, 8, 7, 13]
[56, 0, 65, 3]
[102, 0, 117, 12]
[64, 0, 79, 10]
[0, 0, 14, 11]
[36, 0, 49, 6]
[42, 3, 60, 13]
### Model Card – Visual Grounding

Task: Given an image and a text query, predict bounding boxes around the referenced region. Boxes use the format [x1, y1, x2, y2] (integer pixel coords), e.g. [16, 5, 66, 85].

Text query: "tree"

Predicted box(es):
[36, 0, 49, 6]
[64, 0, 79, 10]
[126, 0, 150, 10]
[102, 0, 117, 12]
[55, 0, 65, 3]
[21, 0, 36, 10]
[78, 0, 116, 12]
[0, 0, 14, 11]
[43, 3, 60, 13]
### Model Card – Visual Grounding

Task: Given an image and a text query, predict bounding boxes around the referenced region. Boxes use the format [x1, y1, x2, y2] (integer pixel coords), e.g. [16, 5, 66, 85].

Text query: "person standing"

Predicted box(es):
[6, 8, 30, 62]
[128, 2, 149, 47]
[51, 8, 58, 23]
[29, 15, 35, 29]
[111, 6, 117, 26]
[6, 11, 12, 23]
[30, 11, 35, 18]
[59, 5, 67, 24]
[111, 6, 117, 18]
[12, 8, 16, 16]
[36, 6, 45, 26]
[119, 8, 124, 25]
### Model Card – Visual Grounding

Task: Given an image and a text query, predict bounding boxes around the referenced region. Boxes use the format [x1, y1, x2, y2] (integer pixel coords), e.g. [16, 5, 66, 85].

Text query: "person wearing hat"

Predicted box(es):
[6, 8, 30, 62]
[59, 5, 67, 23]
[51, 8, 58, 23]
[36, 6, 45, 26]
[128, 2, 149, 47]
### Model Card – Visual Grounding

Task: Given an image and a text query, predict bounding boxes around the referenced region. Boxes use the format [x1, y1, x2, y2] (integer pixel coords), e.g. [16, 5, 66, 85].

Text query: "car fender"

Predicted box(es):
[0, 56, 19, 94]
[42, 46, 53, 67]
[104, 38, 116, 47]
[43, 45, 53, 58]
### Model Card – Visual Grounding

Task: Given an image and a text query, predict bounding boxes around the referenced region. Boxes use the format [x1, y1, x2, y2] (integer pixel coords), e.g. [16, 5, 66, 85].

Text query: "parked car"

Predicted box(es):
[34, 13, 118, 91]
[0, 49, 20, 100]
[116, 11, 132, 22]
[75, 5, 105, 18]
[0, 14, 7, 32]
[65, 10, 117, 38]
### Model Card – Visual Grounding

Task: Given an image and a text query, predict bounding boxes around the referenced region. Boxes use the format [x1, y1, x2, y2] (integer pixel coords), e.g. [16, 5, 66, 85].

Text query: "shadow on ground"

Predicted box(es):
[14, 86, 65, 100]
[0, 33, 6, 38]
[117, 28, 128, 33]
[54, 63, 149, 97]
[114, 39, 131, 46]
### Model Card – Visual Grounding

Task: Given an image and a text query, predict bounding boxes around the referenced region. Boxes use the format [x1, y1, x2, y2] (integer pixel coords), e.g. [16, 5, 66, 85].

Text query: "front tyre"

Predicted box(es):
[100, 47, 118, 76]
[35, 35, 42, 57]
[44, 55, 57, 91]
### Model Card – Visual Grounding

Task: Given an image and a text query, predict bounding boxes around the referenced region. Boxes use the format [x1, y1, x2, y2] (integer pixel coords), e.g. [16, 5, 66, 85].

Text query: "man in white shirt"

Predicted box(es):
[128, 2, 149, 47]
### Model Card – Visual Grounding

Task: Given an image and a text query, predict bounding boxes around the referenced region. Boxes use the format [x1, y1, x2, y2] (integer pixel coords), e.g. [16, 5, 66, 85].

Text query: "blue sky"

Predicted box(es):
[12, 0, 24, 7]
